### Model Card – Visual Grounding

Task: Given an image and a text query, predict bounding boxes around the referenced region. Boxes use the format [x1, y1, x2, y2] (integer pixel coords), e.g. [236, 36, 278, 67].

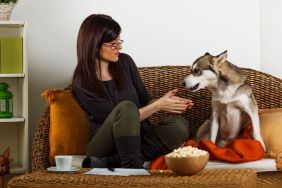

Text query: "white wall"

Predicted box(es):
[10, 0, 269, 170]
[260, 0, 282, 79]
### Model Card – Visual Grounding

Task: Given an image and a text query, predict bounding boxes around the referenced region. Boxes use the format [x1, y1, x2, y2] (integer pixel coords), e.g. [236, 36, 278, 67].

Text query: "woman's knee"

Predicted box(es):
[175, 117, 189, 131]
[115, 101, 139, 121]
[173, 117, 190, 139]
[162, 116, 190, 134]
[113, 101, 140, 137]
[116, 101, 138, 115]
[155, 116, 190, 150]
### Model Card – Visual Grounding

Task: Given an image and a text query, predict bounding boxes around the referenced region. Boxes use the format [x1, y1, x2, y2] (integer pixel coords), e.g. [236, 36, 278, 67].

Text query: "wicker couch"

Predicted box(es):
[32, 66, 282, 187]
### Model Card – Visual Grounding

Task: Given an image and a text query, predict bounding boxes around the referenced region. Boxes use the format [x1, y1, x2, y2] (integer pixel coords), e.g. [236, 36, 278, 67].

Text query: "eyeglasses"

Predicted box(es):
[103, 40, 124, 50]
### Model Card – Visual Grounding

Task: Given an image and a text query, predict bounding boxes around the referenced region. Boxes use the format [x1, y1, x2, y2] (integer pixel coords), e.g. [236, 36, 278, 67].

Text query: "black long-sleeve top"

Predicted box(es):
[72, 53, 152, 139]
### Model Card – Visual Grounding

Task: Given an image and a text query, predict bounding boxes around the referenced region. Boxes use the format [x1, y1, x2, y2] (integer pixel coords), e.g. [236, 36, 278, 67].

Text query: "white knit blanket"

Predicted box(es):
[206, 158, 277, 172]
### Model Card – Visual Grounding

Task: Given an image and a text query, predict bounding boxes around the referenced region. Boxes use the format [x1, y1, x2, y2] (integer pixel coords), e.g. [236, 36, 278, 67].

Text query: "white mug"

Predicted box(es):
[55, 155, 73, 171]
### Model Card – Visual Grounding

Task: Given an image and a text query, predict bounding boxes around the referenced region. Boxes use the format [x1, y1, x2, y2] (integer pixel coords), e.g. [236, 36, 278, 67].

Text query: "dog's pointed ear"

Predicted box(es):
[3, 147, 10, 158]
[215, 50, 227, 63]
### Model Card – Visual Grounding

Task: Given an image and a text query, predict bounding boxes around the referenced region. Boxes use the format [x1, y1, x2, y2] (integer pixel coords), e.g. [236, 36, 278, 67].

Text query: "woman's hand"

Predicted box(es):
[139, 88, 193, 121]
[155, 88, 193, 114]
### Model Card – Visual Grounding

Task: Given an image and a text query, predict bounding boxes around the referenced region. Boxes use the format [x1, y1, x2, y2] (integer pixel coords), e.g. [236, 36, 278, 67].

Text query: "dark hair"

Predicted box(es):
[72, 14, 123, 96]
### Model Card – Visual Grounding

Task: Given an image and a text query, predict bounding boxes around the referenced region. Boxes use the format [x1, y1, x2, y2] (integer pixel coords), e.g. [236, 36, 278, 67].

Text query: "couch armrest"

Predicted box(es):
[32, 107, 51, 171]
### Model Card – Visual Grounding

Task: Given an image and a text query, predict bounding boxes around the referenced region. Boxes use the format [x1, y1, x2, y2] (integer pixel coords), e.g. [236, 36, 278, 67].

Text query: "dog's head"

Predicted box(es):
[181, 50, 228, 92]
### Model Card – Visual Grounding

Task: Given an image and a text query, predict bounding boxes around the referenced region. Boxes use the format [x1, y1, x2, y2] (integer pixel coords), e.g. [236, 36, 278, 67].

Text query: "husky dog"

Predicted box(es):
[182, 51, 265, 151]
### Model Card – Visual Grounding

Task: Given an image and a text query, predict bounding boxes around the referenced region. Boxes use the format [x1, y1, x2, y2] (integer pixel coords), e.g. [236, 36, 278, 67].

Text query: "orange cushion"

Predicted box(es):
[259, 108, 282, 158]
[41, 89, 90, 165]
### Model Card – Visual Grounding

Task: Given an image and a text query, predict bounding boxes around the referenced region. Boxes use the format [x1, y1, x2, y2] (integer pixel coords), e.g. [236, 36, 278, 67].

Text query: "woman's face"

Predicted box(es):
[99, 37, 123, 63]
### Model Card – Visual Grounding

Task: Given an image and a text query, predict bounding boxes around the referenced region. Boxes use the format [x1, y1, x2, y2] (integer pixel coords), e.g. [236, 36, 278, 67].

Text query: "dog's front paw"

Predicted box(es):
[217, 140, 227, 148]
[210, 138, 216, 144]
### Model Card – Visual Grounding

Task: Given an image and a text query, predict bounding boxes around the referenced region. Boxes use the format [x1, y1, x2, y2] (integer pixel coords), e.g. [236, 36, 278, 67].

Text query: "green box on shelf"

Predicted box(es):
[0, 37, 23, 74]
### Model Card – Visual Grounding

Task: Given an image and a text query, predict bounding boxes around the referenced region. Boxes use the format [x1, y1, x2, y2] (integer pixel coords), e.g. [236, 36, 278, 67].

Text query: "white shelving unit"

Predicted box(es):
[0, 21, 28, 174]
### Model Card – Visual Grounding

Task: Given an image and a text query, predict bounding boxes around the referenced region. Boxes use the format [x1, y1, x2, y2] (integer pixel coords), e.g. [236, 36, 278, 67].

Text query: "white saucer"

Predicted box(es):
[47, 166, 80, 173]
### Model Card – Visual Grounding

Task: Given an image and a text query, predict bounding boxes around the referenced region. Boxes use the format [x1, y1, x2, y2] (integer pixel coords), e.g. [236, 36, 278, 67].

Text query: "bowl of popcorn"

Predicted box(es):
[165, 146, 209, 175]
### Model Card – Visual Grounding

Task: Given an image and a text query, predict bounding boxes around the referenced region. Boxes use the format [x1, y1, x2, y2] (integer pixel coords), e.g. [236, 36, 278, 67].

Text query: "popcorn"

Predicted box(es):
[166, 146, 208, 158]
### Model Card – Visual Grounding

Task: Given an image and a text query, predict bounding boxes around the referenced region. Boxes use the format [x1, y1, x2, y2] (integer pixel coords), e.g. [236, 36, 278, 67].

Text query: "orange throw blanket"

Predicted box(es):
[149, 124, 265, 170]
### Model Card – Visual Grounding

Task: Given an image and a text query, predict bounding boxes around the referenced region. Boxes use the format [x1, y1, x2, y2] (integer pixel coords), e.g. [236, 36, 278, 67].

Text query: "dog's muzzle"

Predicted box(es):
[181, 81, 199, 91]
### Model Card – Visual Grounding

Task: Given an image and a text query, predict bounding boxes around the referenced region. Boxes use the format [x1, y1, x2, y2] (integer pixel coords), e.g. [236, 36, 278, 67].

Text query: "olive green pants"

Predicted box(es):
[86, 101, 190, 160]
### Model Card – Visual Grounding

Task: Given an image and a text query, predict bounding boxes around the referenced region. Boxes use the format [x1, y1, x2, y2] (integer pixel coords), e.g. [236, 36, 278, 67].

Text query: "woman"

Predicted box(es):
[72, 14, 193, 169]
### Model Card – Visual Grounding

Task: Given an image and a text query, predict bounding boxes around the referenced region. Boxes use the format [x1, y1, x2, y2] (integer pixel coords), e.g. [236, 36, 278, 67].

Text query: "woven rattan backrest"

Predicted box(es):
[32, 66, 282, 171]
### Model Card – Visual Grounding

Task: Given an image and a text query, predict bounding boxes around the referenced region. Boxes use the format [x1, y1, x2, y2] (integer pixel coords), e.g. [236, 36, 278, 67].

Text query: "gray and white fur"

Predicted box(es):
[182, 51, 266, 151]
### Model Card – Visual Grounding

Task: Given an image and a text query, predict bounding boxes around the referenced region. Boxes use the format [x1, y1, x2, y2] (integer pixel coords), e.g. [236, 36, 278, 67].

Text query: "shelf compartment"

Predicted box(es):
[10, 165, 26, 174]
[0, 122, 28, 174]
